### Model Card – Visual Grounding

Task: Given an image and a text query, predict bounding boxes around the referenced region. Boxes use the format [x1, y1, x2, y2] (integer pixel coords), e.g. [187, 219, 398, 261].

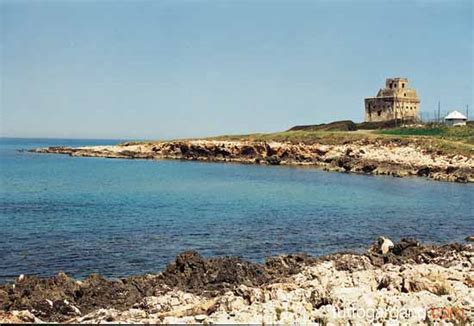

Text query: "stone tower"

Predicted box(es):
[364, 78, 420, 122]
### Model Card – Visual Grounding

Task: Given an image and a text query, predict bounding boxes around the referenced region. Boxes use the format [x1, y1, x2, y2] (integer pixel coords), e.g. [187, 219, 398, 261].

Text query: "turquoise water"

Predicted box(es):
[0, 138, 473, 283]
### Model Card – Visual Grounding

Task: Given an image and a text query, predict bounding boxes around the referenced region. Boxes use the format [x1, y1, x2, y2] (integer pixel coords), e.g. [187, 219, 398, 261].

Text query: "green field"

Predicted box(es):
[377, 125, 474, 144]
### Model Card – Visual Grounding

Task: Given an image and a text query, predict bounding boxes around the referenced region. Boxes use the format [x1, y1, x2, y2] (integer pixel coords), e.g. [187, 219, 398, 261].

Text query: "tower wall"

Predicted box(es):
[365, 78, 420, 122]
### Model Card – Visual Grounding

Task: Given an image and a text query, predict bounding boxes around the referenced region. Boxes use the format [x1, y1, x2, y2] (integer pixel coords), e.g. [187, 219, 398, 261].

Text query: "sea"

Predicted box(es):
[0, 137, 472, 283]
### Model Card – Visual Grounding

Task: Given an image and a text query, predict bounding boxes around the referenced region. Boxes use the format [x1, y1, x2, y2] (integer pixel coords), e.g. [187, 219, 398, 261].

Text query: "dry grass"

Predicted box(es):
[123, 126, 474, 157]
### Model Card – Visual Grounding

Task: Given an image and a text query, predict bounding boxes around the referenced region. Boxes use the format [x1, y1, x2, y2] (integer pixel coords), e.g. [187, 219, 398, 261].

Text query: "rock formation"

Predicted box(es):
[31, 138, 474, 183]
[1, 238, 473, 324]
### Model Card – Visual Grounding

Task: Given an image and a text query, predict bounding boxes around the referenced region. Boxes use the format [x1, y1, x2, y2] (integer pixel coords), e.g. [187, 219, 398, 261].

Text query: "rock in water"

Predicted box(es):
[380, 237, 394, 254]
[370, 236, 394, 254]
[466, 236, 474, 242]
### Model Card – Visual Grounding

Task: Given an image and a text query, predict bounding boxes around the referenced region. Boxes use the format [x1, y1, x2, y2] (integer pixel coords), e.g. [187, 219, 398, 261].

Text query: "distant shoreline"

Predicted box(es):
[31, 134, 474, 183]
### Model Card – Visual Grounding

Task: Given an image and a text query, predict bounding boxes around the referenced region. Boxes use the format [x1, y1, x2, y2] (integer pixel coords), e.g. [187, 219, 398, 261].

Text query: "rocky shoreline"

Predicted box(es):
[1, 237, 473, 324]
[31, 138, 474, 183]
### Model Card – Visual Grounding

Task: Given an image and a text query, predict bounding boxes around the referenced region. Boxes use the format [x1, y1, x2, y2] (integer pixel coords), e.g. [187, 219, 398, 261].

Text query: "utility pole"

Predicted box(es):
[467, 104, 469, 121]
[438, 101, 441, 124]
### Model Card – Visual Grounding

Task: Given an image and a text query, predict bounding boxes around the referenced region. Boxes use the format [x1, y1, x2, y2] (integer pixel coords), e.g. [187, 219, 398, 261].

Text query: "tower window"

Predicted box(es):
[404, 93, 406, 97]
[402, 83, 405, 88]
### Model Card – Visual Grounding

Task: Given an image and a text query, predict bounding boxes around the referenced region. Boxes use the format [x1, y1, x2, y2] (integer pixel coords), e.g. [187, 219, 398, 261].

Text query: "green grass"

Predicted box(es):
[377, 125, 474, 145]
[373, 125, 474, 156]
[379, 127, 447, 136]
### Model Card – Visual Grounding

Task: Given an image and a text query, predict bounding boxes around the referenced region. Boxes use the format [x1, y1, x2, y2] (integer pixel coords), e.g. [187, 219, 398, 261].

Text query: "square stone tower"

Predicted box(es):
[364, 78, 420, 122]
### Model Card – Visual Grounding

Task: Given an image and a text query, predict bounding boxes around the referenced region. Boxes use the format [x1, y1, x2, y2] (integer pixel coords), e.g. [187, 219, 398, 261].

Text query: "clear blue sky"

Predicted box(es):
[1, 0, 472, 139]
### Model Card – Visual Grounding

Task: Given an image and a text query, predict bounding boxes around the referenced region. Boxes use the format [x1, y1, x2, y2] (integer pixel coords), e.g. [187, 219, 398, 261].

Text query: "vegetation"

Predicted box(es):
[124, 123, 473, 157]
[208, 124, 474, 156]
[207, 130, 373, 145]
[377, 125, 474, 144]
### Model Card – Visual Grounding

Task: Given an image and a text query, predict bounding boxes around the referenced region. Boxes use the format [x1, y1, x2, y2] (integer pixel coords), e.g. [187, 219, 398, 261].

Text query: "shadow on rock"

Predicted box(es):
[1, 238, 472, 322]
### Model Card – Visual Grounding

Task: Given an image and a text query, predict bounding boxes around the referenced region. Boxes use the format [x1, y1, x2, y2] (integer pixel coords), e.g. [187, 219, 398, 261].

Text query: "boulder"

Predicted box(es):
[265, 155, 281, 165]
[369, 236, 394, 255]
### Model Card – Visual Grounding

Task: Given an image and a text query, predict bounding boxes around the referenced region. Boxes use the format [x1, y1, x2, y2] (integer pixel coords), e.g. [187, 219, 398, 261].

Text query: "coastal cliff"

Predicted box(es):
[32, 138, 474, 183]
[1, 238, 473, 324]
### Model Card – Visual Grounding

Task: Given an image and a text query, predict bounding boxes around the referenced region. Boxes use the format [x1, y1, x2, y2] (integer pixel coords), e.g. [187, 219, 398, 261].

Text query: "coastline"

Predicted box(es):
[1, 237, 473, 324]
[31, 138, 474, 183]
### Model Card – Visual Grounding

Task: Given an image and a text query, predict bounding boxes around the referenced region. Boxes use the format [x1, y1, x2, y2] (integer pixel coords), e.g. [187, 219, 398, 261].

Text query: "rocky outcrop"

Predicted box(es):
[1, 238, 473, 324]
[31, 139, 474, 182]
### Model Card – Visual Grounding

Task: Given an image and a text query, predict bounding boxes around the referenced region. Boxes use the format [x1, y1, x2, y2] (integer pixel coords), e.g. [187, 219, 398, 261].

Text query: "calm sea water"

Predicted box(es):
[0, 138, 472, 283]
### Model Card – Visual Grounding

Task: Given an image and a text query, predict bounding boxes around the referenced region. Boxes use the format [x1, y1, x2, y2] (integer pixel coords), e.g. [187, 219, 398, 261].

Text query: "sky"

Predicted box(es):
[1, 0, 472, 140]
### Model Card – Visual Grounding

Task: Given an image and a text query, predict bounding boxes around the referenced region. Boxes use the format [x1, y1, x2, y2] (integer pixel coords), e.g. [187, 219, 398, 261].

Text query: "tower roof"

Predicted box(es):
[387, 77, 408, 81]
